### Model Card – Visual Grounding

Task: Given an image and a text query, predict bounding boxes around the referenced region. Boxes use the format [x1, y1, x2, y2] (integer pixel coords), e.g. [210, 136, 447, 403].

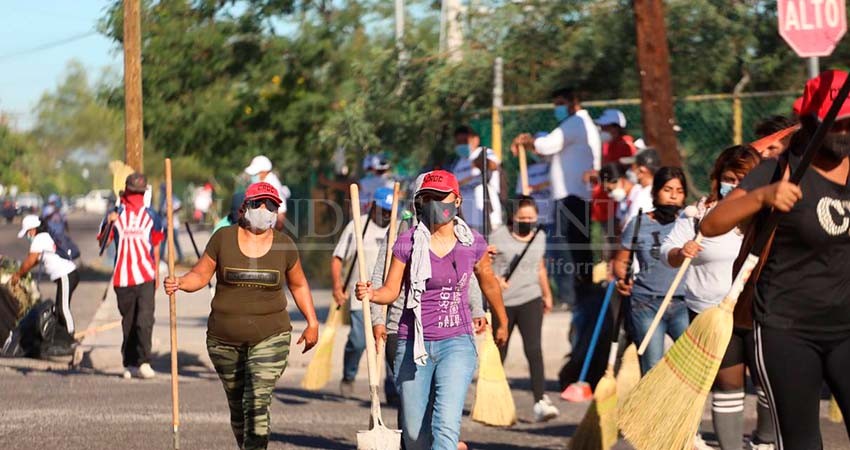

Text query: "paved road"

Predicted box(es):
[1, 213, 848, 449]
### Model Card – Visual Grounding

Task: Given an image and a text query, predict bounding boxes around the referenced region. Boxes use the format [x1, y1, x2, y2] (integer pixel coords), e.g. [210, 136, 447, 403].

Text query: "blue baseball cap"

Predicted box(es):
[374, 186, 394, 211]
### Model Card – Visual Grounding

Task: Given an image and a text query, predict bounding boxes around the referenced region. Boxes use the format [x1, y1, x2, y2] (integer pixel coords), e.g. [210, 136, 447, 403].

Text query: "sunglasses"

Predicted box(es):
[246, 198, 280, 212]
[414, 191, 450, 209]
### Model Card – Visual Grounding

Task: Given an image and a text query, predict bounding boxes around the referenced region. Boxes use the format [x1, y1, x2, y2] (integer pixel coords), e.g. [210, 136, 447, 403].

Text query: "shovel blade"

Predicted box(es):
[356, 424, 402, 450]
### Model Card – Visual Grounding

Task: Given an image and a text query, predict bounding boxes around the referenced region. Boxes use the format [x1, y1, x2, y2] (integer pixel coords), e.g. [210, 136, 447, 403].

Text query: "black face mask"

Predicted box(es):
[653, 204, 681, 225]
[512, 221, 536, 236]
[821, 132, 850, 160]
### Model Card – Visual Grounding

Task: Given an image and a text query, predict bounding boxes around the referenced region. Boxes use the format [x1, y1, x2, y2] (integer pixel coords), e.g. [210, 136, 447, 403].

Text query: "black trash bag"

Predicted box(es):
[1, 299, 72, 358]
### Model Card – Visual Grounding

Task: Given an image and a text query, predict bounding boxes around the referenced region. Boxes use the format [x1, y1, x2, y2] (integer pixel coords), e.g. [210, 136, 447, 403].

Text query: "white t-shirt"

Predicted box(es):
[29, 232, 76, 281]
[533, 109, 601, 201]
[333, 215, 388, 310]
[660, 205, 743, 313]
[515, 161, 553, 225]
[262, 172, 290, 214]
[453, 147, 502, 231]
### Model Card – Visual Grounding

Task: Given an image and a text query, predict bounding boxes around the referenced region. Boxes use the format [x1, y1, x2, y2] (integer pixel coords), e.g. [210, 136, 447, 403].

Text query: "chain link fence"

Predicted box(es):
[470, 91, 798, 194]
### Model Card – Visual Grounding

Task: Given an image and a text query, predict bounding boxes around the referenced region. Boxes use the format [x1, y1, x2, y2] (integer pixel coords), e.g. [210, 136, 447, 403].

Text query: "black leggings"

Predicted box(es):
[54, 270, 79, 338]
[496, 299, 545, 402]
[754, 323, 850, 449]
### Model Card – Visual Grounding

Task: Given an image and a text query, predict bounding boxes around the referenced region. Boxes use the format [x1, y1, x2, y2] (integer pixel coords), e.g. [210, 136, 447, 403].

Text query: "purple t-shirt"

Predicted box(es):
[393, 228, 488, 341]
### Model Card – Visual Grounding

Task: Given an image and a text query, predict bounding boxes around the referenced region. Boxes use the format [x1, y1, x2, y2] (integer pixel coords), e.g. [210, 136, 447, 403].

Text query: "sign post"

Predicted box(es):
[778, 0, 846, 75]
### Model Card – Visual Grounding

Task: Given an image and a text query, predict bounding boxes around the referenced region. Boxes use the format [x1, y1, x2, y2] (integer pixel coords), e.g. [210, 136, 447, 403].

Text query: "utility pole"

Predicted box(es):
[633, 0, 681, 167]
[123, 0, 144, 172]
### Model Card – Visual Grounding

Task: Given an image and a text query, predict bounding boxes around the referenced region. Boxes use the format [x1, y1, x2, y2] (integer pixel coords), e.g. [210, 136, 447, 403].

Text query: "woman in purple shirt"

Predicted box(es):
[356, 170, 508, 450]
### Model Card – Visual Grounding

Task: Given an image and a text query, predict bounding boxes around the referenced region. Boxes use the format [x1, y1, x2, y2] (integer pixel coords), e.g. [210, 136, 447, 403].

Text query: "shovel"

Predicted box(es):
[350, 184, 402, 450]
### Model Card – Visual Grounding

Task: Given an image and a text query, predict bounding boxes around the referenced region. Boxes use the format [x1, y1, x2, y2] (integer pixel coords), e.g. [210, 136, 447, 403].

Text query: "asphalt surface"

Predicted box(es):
[1, 212, 849, 449]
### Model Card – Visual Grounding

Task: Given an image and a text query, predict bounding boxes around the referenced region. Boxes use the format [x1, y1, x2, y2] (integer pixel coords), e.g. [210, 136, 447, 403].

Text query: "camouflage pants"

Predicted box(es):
[207, 331, 291, 450]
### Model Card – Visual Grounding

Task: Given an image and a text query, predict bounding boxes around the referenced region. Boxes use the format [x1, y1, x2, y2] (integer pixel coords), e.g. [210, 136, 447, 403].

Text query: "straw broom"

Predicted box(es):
[619, 73, 850, 450]
[300, 306, 344, 391]
[571, 292, 628, 450]
[471, 312, 517, 427]
[615, 344, 640, 409]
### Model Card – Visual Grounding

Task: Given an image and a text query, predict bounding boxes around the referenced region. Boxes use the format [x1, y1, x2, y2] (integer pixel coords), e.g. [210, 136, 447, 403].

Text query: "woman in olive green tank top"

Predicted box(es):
[164, 182, 318, 450]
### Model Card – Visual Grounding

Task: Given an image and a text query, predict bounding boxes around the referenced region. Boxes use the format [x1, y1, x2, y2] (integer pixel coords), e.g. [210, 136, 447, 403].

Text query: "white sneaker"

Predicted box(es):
[749, 441, 775, 450]
[137, 363, 156, 379]
[533, 395, 559, 422]
[122, 367, 134, 379]
[693, 434, 713, 450]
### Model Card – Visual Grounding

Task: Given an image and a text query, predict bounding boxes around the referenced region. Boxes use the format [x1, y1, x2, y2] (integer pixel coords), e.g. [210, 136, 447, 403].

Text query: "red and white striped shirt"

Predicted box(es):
[111, 207, 164, 287]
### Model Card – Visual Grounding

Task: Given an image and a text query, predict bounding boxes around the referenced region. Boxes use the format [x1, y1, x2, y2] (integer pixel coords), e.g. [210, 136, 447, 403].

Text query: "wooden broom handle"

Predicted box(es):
[350, 184, 383, 421]
[377, 183, 401, 386]
[165, 158, 181, 445]
[519, 144, 530, 196]
[637, 233, 703, 356]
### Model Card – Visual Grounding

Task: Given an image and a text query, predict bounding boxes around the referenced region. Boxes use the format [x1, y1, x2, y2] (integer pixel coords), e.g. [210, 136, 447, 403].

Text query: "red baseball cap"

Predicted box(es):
[798, 70, 850, 122]
[245, 182, 282, 204]
[416, 170, 461, 197]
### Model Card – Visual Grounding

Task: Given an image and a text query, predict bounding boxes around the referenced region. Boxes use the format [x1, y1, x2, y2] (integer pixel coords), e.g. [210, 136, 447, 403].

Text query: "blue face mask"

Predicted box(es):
[719, 182, 736, 199]
[553, 105, 569, 122]
[250, 174, 260, 183]
[455, 144, 470, 158]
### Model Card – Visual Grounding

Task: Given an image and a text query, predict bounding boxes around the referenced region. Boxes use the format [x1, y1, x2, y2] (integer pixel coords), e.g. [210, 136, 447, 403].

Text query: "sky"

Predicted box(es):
[0, 1, 121, 130]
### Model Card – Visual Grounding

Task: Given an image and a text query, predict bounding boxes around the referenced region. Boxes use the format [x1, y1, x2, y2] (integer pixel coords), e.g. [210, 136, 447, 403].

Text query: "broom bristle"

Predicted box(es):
[619, 304, 733, 450]
[570, 401, 603, 450]
[300, 308, 342, 391]
[471, 332, 516, 427]
[594, 374, 619, 450]
[570, 368, 618, 450]
[829, 396, 844, 423]
[616, 344, 641, 409]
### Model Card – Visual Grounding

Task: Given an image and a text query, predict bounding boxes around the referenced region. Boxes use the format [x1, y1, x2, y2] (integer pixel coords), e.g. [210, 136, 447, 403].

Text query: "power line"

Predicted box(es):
[0, 31, 99, 62]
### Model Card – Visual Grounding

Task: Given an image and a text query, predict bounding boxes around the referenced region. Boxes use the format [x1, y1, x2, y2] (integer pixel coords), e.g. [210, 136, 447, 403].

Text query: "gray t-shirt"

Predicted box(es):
[621, 213, 685, 299]
[490, 226, 546, 307]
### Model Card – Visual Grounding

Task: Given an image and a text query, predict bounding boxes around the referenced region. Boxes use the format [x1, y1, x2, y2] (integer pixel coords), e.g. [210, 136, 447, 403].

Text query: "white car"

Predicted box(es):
[83, 190, 113, 215]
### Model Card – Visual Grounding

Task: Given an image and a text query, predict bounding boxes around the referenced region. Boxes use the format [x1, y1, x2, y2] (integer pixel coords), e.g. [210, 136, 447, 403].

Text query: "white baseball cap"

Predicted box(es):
[595, 109, 627, 128]
[245, 155, 273, 176]
[18, 214, 41, 238]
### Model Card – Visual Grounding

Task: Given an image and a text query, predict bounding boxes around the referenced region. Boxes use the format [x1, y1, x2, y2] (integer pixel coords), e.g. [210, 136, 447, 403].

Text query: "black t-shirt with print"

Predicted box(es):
[739, 153, 850, 333]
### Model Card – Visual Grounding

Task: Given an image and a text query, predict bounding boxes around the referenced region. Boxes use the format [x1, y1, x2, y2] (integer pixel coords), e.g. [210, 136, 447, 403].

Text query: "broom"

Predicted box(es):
[563, 210, 642, 403]
[471, 145, 517, 427]
[619, 74, 850, 450]
[615, 344, 641, 409]
[570, 291, 622, 450]
[300, 203, 375, 391]
[164, 159, 181, 449]
[471, 311, 517, 427]
[351, 184, 402, 449]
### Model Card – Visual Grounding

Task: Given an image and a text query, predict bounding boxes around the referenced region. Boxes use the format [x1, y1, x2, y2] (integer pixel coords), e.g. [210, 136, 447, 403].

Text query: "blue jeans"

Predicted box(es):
[627, 293, 690, 375]
[394, 335, 478, 450]
[343, 309, 366, 381]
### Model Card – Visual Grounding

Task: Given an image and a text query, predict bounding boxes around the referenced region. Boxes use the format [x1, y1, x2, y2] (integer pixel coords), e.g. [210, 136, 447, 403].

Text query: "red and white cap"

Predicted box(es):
[797, 70, 850, 122]
[416, 170, 460, 197]
[245, 182, 282, 205]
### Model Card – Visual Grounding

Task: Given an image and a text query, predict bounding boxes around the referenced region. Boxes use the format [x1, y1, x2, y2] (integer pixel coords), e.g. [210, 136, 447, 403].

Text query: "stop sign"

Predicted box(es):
[779, 0, 847, 57]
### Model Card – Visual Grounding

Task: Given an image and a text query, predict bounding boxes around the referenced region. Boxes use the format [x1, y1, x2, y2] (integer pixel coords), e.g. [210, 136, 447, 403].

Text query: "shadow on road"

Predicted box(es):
[149, 350, 218, 380]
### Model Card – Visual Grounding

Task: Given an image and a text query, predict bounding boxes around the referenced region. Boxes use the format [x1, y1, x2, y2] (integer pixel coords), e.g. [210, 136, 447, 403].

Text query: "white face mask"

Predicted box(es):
[243, 207, 277, 232]
[609, 187, 627, 203]
[600, 131, 613, 143]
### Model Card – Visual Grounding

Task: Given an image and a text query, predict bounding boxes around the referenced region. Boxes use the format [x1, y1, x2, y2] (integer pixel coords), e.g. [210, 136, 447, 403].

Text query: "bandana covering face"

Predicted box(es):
[121, 192, 145, 212]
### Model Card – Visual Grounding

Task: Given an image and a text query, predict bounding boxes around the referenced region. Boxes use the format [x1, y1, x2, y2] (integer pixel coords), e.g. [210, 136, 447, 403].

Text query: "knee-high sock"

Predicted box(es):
[712, 389, 745, 450]
[753, 386, 776, 444]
